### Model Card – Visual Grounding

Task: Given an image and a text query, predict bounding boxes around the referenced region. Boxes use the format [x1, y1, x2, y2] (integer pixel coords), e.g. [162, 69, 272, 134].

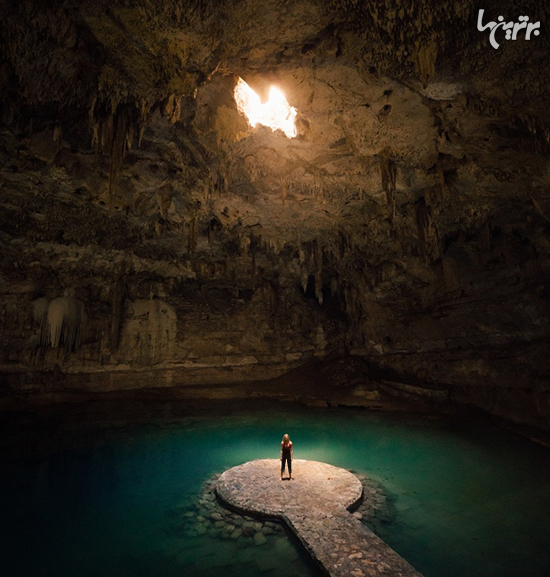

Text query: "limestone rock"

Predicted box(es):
[253, 532, 267, 546]
[1, 0, 549, 430]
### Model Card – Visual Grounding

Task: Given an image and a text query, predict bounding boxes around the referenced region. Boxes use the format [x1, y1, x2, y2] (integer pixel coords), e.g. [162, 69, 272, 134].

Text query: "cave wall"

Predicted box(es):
[0, 0, 549, 428]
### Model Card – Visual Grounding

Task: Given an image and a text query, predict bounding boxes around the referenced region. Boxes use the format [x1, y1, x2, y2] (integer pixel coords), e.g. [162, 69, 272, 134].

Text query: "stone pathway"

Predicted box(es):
[217, 459, 424, 577]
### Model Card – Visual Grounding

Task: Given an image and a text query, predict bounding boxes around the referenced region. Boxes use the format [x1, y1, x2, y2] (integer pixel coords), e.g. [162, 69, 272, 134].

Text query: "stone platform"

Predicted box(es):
[216, 459, 424, 577]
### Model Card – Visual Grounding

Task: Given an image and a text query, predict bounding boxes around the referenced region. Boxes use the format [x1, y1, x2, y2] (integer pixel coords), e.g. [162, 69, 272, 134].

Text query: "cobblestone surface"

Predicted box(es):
[217, 459, 424, 577]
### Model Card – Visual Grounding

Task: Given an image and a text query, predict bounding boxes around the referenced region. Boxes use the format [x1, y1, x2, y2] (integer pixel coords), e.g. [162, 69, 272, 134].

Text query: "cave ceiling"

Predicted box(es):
[1, 0, 550, 425]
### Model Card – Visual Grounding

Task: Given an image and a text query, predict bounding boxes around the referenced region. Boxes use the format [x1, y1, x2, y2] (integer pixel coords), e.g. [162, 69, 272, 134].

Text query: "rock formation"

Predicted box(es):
[0, 0, 549, 429]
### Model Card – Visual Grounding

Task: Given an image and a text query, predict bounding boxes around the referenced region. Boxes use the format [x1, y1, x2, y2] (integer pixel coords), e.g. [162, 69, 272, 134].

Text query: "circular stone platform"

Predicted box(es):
[216, 459, 363, 517]
[216, 459, 423, 577]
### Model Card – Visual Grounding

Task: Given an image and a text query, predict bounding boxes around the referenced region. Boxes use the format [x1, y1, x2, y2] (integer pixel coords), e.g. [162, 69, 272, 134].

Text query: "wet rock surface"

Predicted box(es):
[217, 459, 423, 577]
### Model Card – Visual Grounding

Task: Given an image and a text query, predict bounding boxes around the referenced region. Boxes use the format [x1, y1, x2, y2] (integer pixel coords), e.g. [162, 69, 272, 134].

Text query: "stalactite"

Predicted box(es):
[344, 286, 352, 315]
[312, 239, 319, 272]
[99, 115, 113, 154]
[269, 277, 279, 316]
[161, 94, 182, 124]
[33, 297, 87, 352]
[108, 107, 129, 214]
[110, 277, 126, 351]
[240, 233, 251, 255]
[262, 236, 286, 255]
[337, 229, 347, 259]
[330, 277, 339, 296]
[301, 268, 309, 293]
[207, 217, 218, 246]
[531, 196, 550, 222]
[126, 123, 135, 150]
[415, 196, 439, 261]
[250, 251, 256, 285]
[88, 96, 97, 128]
[415, 38, 438, 86]
[32, 297, 50, 347]
[298, 247, 306, 267]
[188, 216, 197, 254]
[91, 122, 100, 151]
[513, 113, 550, 153]
[380, 150, 397, 221]
[315, 270, 323, 305]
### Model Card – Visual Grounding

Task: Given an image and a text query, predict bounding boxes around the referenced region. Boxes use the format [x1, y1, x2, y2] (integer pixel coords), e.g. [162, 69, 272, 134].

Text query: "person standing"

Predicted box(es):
[280, 433, 293, 480]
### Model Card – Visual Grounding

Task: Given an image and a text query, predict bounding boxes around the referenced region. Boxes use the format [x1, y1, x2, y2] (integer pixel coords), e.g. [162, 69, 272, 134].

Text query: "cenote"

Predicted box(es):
[1, 403, 550, 577]
[3, 1, 550, 576]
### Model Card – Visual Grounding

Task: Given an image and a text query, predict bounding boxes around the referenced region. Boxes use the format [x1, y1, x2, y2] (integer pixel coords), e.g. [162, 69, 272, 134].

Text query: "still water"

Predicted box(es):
[1, 405, 550, 577]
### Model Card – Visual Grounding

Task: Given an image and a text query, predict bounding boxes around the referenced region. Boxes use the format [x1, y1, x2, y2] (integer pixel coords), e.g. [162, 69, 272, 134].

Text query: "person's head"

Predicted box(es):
[282, 433, 290, 444]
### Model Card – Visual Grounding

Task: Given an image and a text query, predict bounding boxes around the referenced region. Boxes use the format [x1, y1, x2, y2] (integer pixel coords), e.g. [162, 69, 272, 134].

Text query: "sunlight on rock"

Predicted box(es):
[234, 77, 297, 138]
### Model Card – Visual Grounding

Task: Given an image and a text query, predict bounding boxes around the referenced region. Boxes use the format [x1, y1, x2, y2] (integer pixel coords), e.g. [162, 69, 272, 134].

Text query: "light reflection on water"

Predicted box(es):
[1, 405, 550, 577]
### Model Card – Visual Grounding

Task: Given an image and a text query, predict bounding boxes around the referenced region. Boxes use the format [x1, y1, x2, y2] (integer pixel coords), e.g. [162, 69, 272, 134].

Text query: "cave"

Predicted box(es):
[1, 0, 550, 576]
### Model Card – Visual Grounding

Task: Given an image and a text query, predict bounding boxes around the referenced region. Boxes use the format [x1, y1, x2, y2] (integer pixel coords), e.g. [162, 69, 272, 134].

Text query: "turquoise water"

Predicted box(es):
[1, 405, 550, 577]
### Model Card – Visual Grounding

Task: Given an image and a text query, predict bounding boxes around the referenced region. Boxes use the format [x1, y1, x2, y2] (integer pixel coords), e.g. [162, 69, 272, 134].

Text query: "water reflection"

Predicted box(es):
[1, 402, 549, 577]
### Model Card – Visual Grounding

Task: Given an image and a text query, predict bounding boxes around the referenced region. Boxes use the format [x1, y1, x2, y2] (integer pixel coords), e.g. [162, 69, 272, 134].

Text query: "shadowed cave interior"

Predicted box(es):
[1, 1, 550, 576]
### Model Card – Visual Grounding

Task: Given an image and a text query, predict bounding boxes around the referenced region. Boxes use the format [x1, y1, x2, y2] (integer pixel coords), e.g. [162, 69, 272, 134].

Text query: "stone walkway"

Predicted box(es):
[216, 459, 424, 577]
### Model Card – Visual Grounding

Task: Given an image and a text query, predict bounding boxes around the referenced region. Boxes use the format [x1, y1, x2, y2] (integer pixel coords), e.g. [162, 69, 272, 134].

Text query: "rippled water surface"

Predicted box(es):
[1, 405, 550, 577]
